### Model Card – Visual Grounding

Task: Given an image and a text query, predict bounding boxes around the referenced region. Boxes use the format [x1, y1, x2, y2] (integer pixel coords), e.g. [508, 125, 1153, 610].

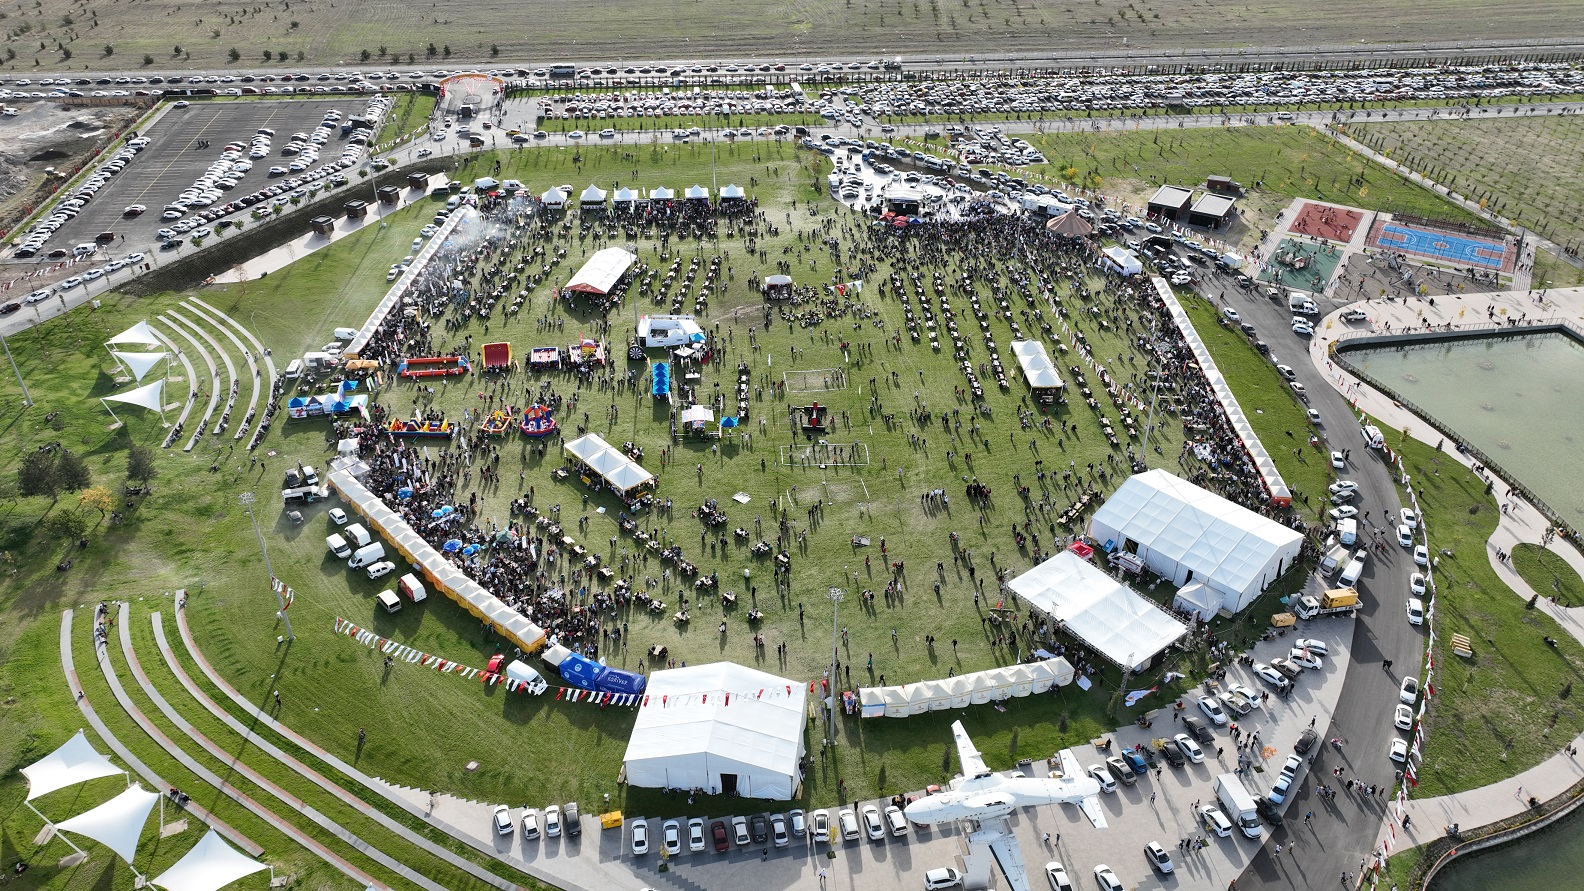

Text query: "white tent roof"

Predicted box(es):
[565, 247, 636, 295]
[1101, 245, 1142, 276]
[112, 350, 168, 383]
[623, 662, 807, 799]
[606, 462, 655, 493]
[720, 183, 746, 199]
[1091, 469, 1303, 596]
[1010, 340, 1063, 389]
[541, 187, 568, 206]
[579, 183, 607, 203]
[685, 184, 709, 200]
[563, 433, 608, 464]
[1008, 551, 1187, 669]
[648, 186, 675, 200]
[613, 187, 638, 203]
[22, 731, 122, 800]
[55, 785, 158, 865]
[106, 321, 161, 347]
[151, 830, 268, 891]
[104, 379, 166, 413]
[680, 405, 715, 424]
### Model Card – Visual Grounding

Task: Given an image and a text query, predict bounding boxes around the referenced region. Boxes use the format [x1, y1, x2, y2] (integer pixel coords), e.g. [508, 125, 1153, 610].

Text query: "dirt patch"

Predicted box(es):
[0, 102, 140, 242]
[28, 149, 69, 163]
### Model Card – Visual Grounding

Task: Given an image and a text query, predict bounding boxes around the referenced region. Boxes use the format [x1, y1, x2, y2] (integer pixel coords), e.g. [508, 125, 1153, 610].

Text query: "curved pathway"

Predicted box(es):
[175, 300, 263, 440]
[95, 604, 386, 889]
[164, 309, 238, 438]
[171, 601, 568, 891]
[57, 608, 265, 858]
[147, 612, 521, 891]
[155, 316, 220, 452]
[149, 327, 201, 438]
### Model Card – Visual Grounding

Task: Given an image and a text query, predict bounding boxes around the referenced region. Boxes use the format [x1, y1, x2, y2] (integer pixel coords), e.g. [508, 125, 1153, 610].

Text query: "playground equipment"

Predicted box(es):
[386, 418, 454, 439]
[481, 342, 513, 372]
[479, 409, 513, 436]
[520, 404, 559, 438]
[397, 356, 470, 379]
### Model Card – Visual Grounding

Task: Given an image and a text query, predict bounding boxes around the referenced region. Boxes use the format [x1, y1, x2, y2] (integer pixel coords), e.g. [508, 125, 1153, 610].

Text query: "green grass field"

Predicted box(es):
[11, 0, 1581, 71]
[1511, 543, 1584, 608]
[1353, 115, 1584, 252]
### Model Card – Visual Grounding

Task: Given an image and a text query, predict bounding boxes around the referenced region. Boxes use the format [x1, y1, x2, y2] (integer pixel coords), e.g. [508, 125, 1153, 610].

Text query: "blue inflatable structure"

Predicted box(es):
[556, 652, 649, 696]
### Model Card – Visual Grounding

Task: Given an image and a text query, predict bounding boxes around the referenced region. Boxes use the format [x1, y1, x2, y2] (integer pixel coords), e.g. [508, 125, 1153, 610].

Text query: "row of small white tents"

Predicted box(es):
[22, 731, 269, 891]
[542, 183, 747, 209]
[857, 658, 1074, 718]
[327, 467, 549, 652]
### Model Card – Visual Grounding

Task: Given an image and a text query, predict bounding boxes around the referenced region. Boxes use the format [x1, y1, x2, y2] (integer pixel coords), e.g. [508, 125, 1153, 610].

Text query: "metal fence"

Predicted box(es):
[1331, 321, 1582, 540]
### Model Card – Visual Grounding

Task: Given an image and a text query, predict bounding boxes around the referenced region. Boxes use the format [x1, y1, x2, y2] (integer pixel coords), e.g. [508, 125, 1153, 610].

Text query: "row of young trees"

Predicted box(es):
[16, 442, 156, 540]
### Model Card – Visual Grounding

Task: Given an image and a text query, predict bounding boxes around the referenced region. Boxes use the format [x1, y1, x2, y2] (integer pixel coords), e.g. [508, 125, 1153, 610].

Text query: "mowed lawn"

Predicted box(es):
[11, 0, 1578, 70]
[1510, 543, 1584, 608]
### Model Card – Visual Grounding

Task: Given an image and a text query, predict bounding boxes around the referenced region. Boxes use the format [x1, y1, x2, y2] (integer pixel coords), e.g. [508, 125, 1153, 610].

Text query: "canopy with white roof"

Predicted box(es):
[562, 433, 655, 495]
[1010, 339, 1063, 392]
[1089, 468, 1303, 613]
[151, 830, 269, 891]
[21, 731, 122, 800]
[613, 187, 638, 204]
[1008, 551, 1188, 670]
[622, 662, 807, 800]
[54, 785, 159, 866]
[857, 659, 1073, 718]
[101, 379, 167, 427]
[648, 186, 675, 201]
[1100, 245, 1143, 276]
[111, 350, 169, 383]
[579, 183, 607, 205]
[684, 184, 710, 200]
[541, 187, 568, 208]
[564, 247, 636, 295]
[719, 183, 746, 200]
[106, 321, 161, 347]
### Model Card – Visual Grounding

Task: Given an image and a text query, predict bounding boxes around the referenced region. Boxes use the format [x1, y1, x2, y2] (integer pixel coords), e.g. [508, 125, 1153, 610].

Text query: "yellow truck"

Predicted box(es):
[1292, 587, 1360, 620]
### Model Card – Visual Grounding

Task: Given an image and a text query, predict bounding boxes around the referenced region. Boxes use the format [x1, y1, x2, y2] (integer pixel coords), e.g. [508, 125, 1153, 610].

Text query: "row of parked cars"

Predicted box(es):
[628, 809, 807, 856]
[0, 251, 147, 315]
[491, 802, 581, 840]
[13, 137, 153, 257]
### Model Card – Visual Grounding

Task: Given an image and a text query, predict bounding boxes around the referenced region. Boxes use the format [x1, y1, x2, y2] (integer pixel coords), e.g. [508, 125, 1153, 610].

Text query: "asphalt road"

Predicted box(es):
[1187, 264, 1424, 890]
[45, 99, 357, 253]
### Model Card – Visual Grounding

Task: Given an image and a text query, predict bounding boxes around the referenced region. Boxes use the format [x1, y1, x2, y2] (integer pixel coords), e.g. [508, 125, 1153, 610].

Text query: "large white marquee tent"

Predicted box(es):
[1008, 550, 1188, 670]
[1089, 469, 1303, 613]
[564, 247, 636, 295]
[622, 662, 807, 800]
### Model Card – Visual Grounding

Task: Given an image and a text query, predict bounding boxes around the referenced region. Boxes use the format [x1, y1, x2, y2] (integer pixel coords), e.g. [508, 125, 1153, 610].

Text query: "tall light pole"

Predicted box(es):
[240, 492, 294, 640]
[826, 584, 844, 747]
[0, 331, 30, 407]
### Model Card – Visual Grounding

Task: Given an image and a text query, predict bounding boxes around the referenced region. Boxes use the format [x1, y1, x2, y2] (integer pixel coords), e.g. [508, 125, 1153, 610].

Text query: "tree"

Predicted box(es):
[46, 509, 88, 540]
[173, 45, 182, 56]
[378, 45, 387, 56]
[228, 47, 240, 62]
[78, 485, 112, 518]
[103, 44, 112, 56]
[18, 450, 61, 500]
[442, 45, 451, 57]
[142, 54, 153, 66]
[490, 44, 499, 57]
[262, 49, 272, 61]
[56, 450, 91, 492]
[360, 49, 370, 62]
[126, 443, 158, 481]
[60, 47, 70, 61]
[426, 42, 437, 58]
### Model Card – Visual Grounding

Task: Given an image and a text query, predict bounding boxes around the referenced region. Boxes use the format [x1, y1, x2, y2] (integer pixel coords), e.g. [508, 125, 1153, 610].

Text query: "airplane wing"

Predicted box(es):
[982, 825, 1034, 891]
[951, 720, 992, 779]
[1057, 750, 1108, 829]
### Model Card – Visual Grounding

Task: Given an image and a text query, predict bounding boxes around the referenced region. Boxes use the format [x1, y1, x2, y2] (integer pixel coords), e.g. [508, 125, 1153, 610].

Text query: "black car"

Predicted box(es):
[1256, 796, 1285, 826]
[1294, 728, 1318, 755]
[0, 300, 20, 315]
[1181, 716, 1215, 745]
[1159, 742, 1186, 768]
[750, 813, 768, 843]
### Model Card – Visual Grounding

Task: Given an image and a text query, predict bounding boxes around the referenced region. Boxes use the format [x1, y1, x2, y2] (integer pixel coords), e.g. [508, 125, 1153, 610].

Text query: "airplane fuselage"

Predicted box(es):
[903, 773, 1100, 826]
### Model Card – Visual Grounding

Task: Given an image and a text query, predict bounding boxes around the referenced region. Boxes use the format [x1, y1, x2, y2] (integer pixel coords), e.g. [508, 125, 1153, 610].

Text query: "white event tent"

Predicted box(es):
[1089, 469, 1303, 613]
[151, 830, 269, 891]
[1099, 245, 1143, 276]
[541, 186, 568, 209]
[564, 247, 636, 296]
[1008, 550, 1188, 671]
[55, 785, 160, 868]
[104, 321, 164, 377]
[857, 659, 1074, 718]
[622, 662, 807, 800]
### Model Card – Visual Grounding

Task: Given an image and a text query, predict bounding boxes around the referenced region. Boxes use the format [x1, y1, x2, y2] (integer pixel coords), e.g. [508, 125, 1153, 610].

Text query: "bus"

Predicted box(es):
[548, 65, 577, 79]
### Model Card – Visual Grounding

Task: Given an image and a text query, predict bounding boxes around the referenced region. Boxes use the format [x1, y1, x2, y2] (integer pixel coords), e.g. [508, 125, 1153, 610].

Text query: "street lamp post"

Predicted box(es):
[239, 492, 294, 640]
[0, 330, 31, 406]
[826, 584, 844, 747]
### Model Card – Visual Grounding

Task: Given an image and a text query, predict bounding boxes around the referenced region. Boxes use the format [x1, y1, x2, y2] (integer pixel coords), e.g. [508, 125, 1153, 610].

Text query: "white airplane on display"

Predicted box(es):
[904, 721, 1106, 891]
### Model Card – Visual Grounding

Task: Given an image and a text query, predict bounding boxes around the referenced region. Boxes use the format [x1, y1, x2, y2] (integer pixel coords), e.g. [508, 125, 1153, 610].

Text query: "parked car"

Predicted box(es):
[1044, 860, 1074, 891]
[1198, 696, 1228, 726]
[862, 805, 885, 840]
[630, 818, 648, 855]
[711, 819, 729, 852]
[688, 818, 705, 852]
[1181, 715, 1214, 744]
[1145, 841, 1175, 874]
[492, 805, 513, 836]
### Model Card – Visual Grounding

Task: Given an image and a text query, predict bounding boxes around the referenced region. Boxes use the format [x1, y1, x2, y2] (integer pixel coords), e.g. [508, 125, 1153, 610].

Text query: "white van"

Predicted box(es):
[1337, 518, 1358, 547]
[1339, 553, 1367, 587]
[375, 590, 402, 613]
[333, 327, 360, 341]
[283, 359, 305, 380]
[1362, 424, 1386, 449]
[348, 542, 386, 569]
[326, 533, 351, 558]
[398, 572, 427, 603]
[504, 660, 549, 694]
[343, 523, 372, 549]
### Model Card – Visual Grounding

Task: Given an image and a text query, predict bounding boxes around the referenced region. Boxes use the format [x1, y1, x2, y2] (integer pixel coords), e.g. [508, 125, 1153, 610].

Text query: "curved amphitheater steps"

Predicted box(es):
[140, 301, 275, 451]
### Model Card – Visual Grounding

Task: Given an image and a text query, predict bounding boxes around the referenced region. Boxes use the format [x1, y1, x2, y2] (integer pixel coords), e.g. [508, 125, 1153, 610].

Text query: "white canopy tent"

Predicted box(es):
[564, 247, 636, 295]
[541, 187, 568, 209]
[151, 830, 269, 891]
[578, 183, 608, 208]
[1099, 245, 1143, 276]
[648, 186, 675, 201]
[720, 183, 746, 200]
[684, 184, 710, 201]
[562, 433, 655, 495]
[104, 321, 164, 377]
[55, 785, 159, 868]
[612, 187, 639, 205]
[22, 731, 123, 800]
[110, 350, 170, 383]
[1008, 551, 1188, 670]
[622, 662, 807, 800]
[101, 378, 168, 427]
[1089, 468, 1303, 614]
[858, 659, 1073, 718]
[1010, 340, 1063, 391]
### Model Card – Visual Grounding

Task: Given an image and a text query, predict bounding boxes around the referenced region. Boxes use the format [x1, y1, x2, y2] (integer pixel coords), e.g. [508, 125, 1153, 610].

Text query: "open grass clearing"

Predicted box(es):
[1510, 543, 1584, 609]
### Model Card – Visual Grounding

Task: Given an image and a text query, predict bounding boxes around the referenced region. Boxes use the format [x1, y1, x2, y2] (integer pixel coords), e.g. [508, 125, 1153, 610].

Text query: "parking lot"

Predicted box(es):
[44, 98, 363, 254]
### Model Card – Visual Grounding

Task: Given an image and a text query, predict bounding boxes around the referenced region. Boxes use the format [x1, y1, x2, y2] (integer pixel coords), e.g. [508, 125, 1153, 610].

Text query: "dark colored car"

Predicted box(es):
[710, 820, 729, 853]
[1294, 728, 1318, 755]
[1159, 742, 1186, 768]
[750, 813, 768, 843]
[1256, 796, 1285, 826]
[1181, 716, 1215, 745]
[0, 301, 19, 315]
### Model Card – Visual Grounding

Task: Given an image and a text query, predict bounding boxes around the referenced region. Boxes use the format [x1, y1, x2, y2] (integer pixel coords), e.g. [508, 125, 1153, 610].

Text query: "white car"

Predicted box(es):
[1276, 364, 1296, 380]
[1294, 638, 1329, 656]
[1288, 648, 1323, 670]
[1410, 572, 1427, 595]
[1229, 683, 1263, 708]
[521, 807, 539, 838]
[1174, 733, 1205, 763]
[1253, 663, 1290, 691]
[544, 804, 562, 837]
[1087, 764, 1117, 793]
[328, 508, 349, 525]
[1328, 505, 1359, 521]
[1199, 805, 1232, 837]
[1406, 597, 1425, 626]
[811, 809, 830, 843]
[1268, 772, 1295, 805]
[884, 805, 907, 837]
[1198, 696, 1228, 726]
[1094, 865, 1124, 891]
[1401, 508, 1418, 529]
[861, 804, 884, 840]
[1307, 408, 1323, 425]
[364, 560, 396, 580]
[1400, 676, 1420, 704]
[492, 805, 513, 836]
[630, 818, 649, 854]
[1395, 703, 1415, 731]
[924, 868, 965, 890]
[1389, 738, 1410, 762]
[662, 819, 681, 855]
[1145, 840, 1175, 874]
[1415, 545, 1430, 567]
[687, 817, 705, 852]
[1398, 524, 1415, 547]
[1044, 860, 1074, 891]
[1328, 481, 1360, 496]
[1222, 307, 1240, 322]
[1331, 451, 1346, 469]
[1292, 320, 1315, 336]
[838, 808, 859, 841]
